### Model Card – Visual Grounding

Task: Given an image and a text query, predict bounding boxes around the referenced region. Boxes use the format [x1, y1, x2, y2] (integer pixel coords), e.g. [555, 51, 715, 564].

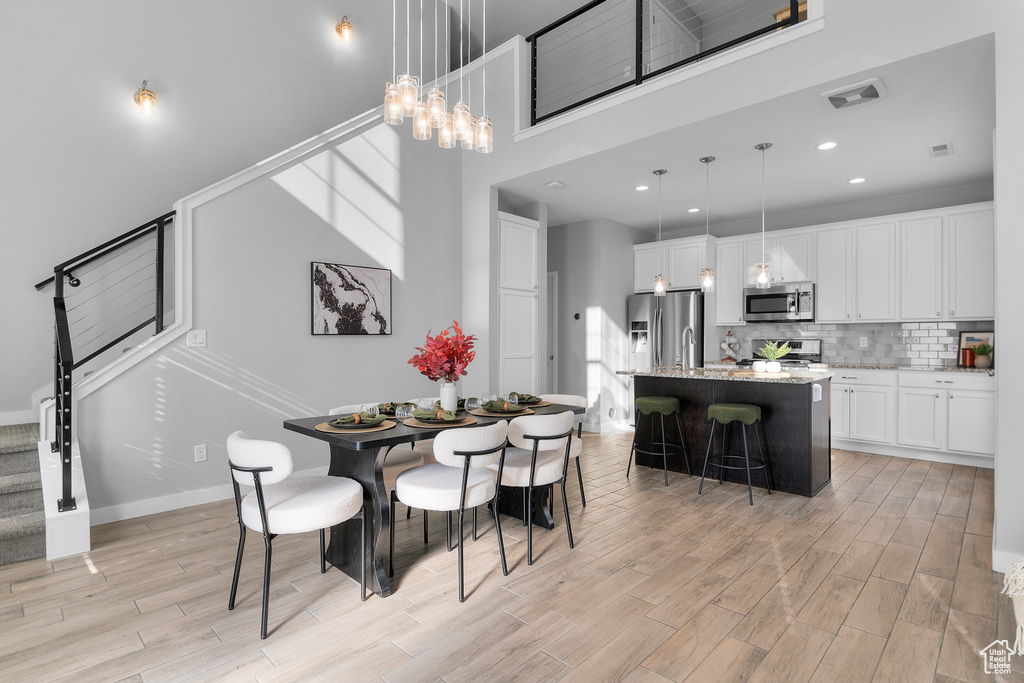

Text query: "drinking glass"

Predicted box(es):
[505, 393, 519, 406]
[361, 404, 379, 418]
[418, 398, 435, 411]
[464, 397, 480, 412]
[395, 404, 413, 419]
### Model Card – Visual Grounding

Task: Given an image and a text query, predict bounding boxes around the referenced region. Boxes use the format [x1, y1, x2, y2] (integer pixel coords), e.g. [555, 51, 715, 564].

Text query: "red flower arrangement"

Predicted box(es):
[408, 321, 476, 383]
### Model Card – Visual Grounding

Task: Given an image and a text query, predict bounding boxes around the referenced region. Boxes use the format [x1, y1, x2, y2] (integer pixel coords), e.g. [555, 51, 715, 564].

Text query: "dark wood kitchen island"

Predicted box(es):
[620, 367, 833, 497]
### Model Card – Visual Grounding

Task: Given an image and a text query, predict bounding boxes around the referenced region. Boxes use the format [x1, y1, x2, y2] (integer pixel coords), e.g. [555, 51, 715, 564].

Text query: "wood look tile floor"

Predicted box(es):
[0, 433, 1015, 682]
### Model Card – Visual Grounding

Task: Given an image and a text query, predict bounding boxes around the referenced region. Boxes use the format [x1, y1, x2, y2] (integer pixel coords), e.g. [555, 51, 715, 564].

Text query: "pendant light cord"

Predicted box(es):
[419, 0, 423, 86]
[407, 0, 411, 74]
[392, 0, 397, 81]
[705, 162, 710, 236]
[459, 0, 464, 102]
[482, 0, 487, 116]
[761, 146, 766, 260]
[467, 0, 471, 108]
[434, 0, 438, 86]
[658, 173, 663, 243]
[444, 0, 449, 99]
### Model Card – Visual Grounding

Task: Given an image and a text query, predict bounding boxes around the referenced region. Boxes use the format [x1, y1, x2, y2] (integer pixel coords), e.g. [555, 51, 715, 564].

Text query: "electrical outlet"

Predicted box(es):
[187, 330, 207, 348]
[860, 336, 869, 348]
[194, 444, 207, 463]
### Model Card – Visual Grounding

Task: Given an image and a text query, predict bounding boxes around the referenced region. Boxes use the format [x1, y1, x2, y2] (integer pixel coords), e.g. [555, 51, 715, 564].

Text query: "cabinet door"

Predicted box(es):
[777, 233, 814, 283]
[498, 290, 538, 395]
[744, 237, 778, 287]
[897, 388, 944, 449]
[816, 228, 853, 322]
[900, 217, 944, 321]
[667, 242, 703, 290]
[947, 390, 995, 455]
[634, 245, 665, 293]
[849, 385, 893, 443]
[948, 210, 995, 320]
[831, 384, 849, 439]
[499, 217, 539, 291]
[856, 222, 897, 321]
[715, 241, 745, 325]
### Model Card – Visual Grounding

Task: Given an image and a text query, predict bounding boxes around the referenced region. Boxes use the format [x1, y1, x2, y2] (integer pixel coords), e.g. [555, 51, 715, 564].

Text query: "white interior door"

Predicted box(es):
[547, 272, 557, 393]
[498, 213, 541, 395]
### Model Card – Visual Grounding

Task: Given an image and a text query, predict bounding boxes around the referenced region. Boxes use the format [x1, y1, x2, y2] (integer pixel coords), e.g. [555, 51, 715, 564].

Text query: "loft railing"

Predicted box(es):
[34, 211, 175, 512]
[528, 0, 805, 125]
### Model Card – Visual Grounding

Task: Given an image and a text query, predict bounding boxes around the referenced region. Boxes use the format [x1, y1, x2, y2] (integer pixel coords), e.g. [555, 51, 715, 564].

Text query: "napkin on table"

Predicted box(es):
[330, 412, 387, 427]
[511, 392, 539, 403]
[412, 409, 460, 422]
[481, 400, 525, 413]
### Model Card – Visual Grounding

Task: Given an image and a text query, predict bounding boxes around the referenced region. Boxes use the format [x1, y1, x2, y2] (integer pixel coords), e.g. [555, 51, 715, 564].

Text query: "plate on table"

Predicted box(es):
[403, 415, 478, 428]
[469, 407, 535, 417]
[315, 420, 396, 434]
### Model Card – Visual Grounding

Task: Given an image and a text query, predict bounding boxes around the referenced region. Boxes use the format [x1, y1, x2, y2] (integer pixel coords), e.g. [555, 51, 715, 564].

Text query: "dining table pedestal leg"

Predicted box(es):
[327, 443, 391, 597]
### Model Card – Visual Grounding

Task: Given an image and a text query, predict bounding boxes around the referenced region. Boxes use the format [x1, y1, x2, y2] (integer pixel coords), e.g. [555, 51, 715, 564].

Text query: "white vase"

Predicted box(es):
[439, 381, 458, 411]
[752, 360, 767, 373]
[765, 361, 782, 373]
[975, 354, 992, 369]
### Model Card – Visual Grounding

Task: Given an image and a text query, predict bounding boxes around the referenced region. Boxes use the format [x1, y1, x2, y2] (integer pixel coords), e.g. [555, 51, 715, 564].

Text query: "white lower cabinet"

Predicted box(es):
[897, 388, 943, 450]
[831, 371, 895, 445]
[895, 372, 995, 457]
[830, 384, 850, 439]
[947, 389, 996, 455]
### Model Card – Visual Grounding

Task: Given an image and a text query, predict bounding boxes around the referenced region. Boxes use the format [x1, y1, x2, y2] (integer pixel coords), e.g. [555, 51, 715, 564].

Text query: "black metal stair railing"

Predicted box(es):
[34, 210, 175, 512]
[528, 0, 805, 125]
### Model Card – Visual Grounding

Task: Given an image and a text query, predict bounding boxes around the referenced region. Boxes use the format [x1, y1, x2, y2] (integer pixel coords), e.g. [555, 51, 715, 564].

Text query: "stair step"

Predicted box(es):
[0, 488, 44, 517]
[0, 524, 45, 566]
[0, 449, 38, 477]
[0, 470, 42, 495]
[0, 510, 45, 542]
[0, 423, 39, 455]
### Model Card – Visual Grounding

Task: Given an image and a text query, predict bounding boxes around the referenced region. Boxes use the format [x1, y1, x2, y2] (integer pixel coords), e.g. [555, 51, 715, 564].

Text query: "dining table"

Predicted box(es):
[282, 401, 585, 598]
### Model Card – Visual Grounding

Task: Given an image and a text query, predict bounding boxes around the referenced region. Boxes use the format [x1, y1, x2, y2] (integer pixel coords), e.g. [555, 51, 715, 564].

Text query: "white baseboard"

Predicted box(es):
[831, 439, 995, 470]
[0, 410, 35, 427]
[89, 465, 331, 525]
[993, 548, 1022, 574]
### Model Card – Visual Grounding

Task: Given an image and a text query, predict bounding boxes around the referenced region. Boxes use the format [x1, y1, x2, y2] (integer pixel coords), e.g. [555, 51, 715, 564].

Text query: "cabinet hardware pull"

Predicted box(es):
[936, 311, 940, 316]
[858, 313, 862, 318]
[951, 310, 954, 316]
[936, 394, 939, 398]
[847, 314, 851, 318]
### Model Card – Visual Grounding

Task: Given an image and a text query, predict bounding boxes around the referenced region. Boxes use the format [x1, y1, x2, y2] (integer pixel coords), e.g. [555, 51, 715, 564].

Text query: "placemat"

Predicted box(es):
[468, 408, 535, 417]
[402, 416, 479, 428]
[518, 400, 551, 408]
[314, 420, 397, 434]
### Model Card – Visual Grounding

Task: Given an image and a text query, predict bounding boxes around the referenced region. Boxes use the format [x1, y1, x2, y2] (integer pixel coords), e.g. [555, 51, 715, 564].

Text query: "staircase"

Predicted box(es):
[0, 423, 45, 566]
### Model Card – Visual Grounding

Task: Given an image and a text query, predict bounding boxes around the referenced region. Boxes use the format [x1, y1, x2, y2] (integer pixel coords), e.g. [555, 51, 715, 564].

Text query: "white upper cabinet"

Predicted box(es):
[715, 241, 745, 326]
[667, 242, 704, 290]
[816, 227, 854, 322]
[900, 216, 944, 320]
[633, 244, 665, 293]
[855, 221, 897, 321]
[499, 215, 539, 291]
[947, 209, 995, 320]
[777, 233, 814, 283]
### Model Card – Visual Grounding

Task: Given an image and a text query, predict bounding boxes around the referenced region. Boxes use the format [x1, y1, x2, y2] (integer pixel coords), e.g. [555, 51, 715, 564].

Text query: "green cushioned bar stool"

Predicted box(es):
[628, 396, 691, 486]
[699, 403, 772, 505]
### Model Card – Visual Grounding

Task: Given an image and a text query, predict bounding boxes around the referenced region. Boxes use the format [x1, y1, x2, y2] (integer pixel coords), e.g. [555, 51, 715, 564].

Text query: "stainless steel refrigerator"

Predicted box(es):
[626, 291, 704, 425]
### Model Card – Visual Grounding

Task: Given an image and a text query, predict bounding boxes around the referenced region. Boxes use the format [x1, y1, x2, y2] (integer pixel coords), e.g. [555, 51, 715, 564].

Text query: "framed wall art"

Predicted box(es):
[311, 262, 392, 335]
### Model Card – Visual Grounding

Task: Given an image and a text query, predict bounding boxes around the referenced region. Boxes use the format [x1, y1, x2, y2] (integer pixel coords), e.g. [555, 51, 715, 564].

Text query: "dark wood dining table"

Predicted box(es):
[283, 402, 585, 598]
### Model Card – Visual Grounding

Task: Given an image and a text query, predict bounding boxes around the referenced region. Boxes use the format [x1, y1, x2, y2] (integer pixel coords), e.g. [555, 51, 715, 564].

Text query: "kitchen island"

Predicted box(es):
[619, 367, 833, 497]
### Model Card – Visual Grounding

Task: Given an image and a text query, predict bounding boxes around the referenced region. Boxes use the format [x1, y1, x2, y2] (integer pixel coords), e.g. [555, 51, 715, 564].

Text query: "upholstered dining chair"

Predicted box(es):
[226, 431, 365, 639]
[489, 411, 578, 565]
[389, 420, 509, 602]
[538, 394, 588, 507]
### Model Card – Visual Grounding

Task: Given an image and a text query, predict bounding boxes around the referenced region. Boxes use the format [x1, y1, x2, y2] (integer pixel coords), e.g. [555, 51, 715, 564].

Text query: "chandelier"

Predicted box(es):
[385, 0, 492, 154]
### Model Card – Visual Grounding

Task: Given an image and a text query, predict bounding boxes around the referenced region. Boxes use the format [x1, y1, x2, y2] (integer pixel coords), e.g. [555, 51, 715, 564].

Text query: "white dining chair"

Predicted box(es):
[226, 431, 365, 639]
[389, 420, 509, 601]
[539, 393, 588, 507]
[489, 411, 578, 565]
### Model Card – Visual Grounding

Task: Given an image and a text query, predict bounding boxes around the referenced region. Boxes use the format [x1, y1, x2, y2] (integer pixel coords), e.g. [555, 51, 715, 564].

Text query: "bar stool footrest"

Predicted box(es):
[633, 443, 684, 458]
[705, 453, 769, 472]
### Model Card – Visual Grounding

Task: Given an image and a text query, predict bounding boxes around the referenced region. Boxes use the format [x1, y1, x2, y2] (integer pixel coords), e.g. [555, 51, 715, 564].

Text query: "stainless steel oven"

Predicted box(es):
[743, 283, 815, 322]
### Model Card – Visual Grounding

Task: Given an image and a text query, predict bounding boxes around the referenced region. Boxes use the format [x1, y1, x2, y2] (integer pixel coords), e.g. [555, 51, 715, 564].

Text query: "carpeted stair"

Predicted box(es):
[0, 423, 45, 566]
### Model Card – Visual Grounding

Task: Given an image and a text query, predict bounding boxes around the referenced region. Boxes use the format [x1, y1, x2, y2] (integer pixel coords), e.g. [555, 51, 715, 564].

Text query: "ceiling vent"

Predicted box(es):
[820, 78, 887, 111]
[928, 142, 954, 158]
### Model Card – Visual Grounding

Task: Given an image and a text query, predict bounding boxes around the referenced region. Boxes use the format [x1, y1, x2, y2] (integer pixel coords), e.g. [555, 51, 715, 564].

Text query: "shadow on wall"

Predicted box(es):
[272, 126, 407, 279]
[585, 305, 630, 427]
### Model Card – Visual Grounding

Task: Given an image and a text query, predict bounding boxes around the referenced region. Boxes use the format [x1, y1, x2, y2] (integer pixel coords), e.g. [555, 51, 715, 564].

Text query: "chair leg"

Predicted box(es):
[660, 413, 669, 486]
[561, 482, 574, 549]
[457, 508, 466, 602]
[493, 496, 508, 576]
[360, 508, 366, 601]
[446, 511, 454, 552]
[576, 458, 586, 507]
[741, 424, 754, 505]
[699, 420, 716, 495]
[675, 412, 691, 476]
[228, 525, 245, 610]
[526, 485, 534, 565]
[756, 420, 773, 494]
[473, 507, 478, 541]
[627, 409, 638, 477]
[719, 422, 728, 484]
[260, 535, 273, 639]
[319, 528, 327, 574]
[423, 509, 429, 545]
[389, 491, 397, 578]
[406, 504, 411, 519]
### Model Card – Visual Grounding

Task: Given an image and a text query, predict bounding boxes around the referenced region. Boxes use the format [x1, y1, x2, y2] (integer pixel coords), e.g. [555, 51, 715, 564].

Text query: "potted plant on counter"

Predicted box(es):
[973, 342, 993, 369]
[757, 340, 791, 373]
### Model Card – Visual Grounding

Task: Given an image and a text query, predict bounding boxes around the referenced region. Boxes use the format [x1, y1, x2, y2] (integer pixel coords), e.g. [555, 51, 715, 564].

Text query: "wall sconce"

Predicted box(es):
[135, 80, 156, 114]
[336, 16, 353, 41]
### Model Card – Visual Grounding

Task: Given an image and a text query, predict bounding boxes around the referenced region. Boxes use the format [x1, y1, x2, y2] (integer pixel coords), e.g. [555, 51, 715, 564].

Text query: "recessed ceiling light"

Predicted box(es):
[635, 185, 649, 191]
[816, 141, 837, 150]
[688, 208, 699, 213]
[546, 180, 565, 189]
[848, 177, 866, 184]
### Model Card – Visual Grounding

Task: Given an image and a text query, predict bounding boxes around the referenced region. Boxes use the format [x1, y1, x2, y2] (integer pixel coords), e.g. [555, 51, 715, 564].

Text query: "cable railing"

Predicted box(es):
[528, 0, 805, 125]
[34, 211, 175, 512]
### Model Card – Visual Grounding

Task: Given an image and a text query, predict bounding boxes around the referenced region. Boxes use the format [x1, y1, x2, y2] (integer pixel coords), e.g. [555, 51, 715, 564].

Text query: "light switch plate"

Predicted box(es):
[187, 330, 207, 348]
[860, 336, 868, 348]
[194, 444, 207, 463]
[813, 383, 823, 402]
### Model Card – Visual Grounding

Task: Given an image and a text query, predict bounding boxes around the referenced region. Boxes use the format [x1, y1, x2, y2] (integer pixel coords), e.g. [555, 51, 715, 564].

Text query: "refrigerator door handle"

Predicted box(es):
[653, 307, 661, 367]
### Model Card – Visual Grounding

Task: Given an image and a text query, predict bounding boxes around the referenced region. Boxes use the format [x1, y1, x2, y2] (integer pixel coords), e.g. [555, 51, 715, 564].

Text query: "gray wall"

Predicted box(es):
[548, 218, 648, 429]
[77, 123, 462, 512]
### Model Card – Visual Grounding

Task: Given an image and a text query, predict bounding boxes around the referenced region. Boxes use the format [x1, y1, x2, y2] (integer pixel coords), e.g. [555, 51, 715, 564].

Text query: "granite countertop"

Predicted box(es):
[703, 361, 995, 375]
[617, 366, 831, 385]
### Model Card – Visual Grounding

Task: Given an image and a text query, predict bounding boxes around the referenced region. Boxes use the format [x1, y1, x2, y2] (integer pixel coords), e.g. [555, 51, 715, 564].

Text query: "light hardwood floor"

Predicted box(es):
[0, 432, 1015, 682]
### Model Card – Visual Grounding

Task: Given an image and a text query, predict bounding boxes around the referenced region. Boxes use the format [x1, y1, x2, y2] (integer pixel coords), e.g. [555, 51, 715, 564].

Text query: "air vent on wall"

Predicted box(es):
[929, 142, 954, 158]
[820, 78, 887, 111]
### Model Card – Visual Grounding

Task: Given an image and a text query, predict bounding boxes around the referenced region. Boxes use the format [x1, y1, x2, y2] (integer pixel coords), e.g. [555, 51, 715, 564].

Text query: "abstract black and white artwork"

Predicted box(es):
[311, 262, 392, 335]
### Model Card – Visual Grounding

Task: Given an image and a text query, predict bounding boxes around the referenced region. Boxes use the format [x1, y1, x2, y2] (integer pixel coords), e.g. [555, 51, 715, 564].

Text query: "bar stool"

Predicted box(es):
[699, 403, 772, 505]
[628, 396, 690, 486]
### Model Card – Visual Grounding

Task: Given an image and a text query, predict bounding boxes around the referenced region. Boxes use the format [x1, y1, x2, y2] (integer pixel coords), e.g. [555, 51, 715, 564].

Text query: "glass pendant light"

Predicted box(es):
[452, 0, 471, 140]
[653, 169, 668, 297]
[475, 0, 493, 153]
[461, 115, 477, 149]
[755, 142, 773, 289]
[413, 102, 432, 140]
[439, 113, 456, 148]
[397, 0, 418, 115]
[384, 0, 403, 125]
[426, 0, 445, 126]
[699, 156, 715, 292]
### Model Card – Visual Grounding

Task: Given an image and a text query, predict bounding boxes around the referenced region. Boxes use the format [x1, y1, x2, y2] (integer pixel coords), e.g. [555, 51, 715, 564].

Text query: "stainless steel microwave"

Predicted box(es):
[743, 283, 815, 322]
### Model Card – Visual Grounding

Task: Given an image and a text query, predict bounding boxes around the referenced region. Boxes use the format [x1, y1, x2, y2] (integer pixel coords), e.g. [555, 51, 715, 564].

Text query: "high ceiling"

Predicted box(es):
[495, 35, 995, 234]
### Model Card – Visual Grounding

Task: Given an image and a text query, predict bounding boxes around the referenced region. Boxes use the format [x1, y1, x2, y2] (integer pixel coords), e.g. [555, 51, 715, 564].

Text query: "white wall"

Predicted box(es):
[76, 123, 462, 512]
